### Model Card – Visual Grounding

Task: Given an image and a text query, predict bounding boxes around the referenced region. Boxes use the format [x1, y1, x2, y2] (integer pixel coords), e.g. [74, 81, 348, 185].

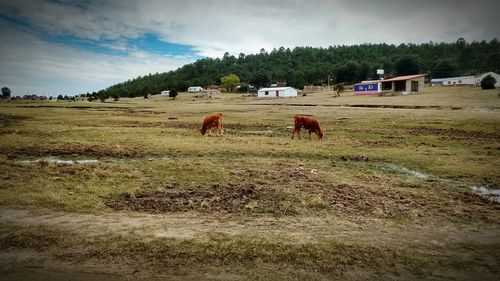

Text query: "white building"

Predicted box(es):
[160, 90, 170, 96]
[188, 86, 203, 92]
[431, 75, 476, 87]
[431, 72, 500, 87]
[257, 87, 298, 98]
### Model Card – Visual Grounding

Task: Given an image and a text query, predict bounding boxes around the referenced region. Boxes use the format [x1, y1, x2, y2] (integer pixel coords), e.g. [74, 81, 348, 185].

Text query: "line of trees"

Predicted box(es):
[97, 38, 499, 98]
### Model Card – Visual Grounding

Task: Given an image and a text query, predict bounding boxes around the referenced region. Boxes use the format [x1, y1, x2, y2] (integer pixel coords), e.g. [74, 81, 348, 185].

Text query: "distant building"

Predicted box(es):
[188, 86, 203, 92]
[431, 72, 500, 87]
[354, 74, 427, 95]
[257, 87, 298, 98]
[353, 80, 382, 95]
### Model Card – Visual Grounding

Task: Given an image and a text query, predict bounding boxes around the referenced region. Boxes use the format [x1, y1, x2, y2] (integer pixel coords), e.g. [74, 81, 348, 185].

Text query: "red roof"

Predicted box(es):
[382, 74, 427, 82]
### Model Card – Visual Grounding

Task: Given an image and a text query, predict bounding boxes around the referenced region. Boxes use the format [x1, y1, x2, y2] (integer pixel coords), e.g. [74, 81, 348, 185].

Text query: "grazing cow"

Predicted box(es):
[201, 113, 224, 136]
[292, 115, 323, 140]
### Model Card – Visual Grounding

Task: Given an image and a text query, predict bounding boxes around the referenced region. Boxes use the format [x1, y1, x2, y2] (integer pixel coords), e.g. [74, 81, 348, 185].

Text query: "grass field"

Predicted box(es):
[0, 86, 499, 280]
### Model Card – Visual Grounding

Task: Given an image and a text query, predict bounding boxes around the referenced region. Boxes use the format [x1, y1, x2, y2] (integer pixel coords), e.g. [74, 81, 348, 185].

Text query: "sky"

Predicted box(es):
[1, 0, 499, 96]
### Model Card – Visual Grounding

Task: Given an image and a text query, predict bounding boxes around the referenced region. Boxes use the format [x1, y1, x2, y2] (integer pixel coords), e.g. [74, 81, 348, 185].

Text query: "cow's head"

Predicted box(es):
[318, 128, 324, 139]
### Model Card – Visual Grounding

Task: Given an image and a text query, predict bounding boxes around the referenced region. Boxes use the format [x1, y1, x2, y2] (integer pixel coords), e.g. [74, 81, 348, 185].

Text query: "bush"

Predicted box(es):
[481, 75, 496, 89]
[169, 89, 178, 100]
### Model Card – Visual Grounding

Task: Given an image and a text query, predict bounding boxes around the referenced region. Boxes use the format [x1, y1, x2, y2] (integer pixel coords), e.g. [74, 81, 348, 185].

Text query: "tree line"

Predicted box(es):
[96, 38, 499, 99]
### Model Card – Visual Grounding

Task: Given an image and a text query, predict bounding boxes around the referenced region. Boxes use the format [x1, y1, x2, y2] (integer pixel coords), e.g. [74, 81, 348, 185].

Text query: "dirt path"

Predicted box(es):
[1, 207, 500, 280]
[1, 207, 499, 246]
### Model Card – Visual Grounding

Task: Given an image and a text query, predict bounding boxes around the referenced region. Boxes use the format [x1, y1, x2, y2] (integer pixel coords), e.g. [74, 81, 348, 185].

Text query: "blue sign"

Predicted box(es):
[354, 83, 379, 92]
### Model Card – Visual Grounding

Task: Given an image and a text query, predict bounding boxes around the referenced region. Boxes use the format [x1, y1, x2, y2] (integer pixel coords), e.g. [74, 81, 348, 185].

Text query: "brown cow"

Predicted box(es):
[292, 115, 323, 140]
[200, 113, 224, 136]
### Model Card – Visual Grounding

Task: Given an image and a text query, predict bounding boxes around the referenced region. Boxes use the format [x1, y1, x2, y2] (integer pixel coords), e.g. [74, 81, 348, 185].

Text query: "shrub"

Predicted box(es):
[481, 75, 496, 89]
[169, 89, 178, 100]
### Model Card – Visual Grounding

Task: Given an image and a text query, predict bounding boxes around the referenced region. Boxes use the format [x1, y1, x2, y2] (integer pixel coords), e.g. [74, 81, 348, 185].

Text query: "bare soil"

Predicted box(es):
[2, 143, 145, 159]
[105, 182, 295, 215]
[341, 126, 500, 142]
[1, 206, 499, 280]
[104, 166, 499, 221]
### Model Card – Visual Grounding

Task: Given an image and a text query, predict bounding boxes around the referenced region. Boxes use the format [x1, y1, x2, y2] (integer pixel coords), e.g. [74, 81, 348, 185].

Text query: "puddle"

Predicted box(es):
[371, 163, 430, 179]
[368, 163, 498, 203]
[470, 186, 500, 203]
[17, 156, 170, 164]
[18, 159, 100, 164]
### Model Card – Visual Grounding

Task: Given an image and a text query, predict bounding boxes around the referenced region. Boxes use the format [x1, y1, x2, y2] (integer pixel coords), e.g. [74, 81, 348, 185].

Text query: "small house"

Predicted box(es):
[381, 74, 426, 94]
[257, 87, 298, 98]
[188, 86, 203, 92]
[355, 74, 426, 95]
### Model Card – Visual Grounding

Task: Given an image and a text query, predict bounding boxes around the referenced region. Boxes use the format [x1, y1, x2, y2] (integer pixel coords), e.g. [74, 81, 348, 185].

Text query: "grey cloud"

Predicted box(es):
[1, 0, 499, 95]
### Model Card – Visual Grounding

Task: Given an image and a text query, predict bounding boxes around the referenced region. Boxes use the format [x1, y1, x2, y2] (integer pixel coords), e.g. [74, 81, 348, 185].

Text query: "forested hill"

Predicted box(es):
[98, 39, 500, 98]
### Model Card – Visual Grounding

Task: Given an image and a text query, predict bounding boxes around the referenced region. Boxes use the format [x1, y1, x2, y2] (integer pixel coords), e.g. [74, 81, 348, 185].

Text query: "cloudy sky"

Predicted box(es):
[1, 0, 499, 96]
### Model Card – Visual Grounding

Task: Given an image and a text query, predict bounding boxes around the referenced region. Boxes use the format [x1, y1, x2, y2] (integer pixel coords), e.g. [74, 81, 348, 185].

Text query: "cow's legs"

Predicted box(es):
[219, 123, 224, 136]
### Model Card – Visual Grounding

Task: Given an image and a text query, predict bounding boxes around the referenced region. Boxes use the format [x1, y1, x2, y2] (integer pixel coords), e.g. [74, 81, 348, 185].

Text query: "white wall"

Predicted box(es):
[257, 87, 297, 98]
[441, 76, 476, 86]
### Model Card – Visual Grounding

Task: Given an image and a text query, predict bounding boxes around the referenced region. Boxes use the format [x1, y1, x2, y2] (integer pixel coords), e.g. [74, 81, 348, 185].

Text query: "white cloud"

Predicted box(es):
[0, 24, 195, 96]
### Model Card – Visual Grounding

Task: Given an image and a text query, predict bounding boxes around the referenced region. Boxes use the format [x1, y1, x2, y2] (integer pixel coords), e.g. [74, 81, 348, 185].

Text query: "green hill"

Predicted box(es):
[97, 39, 500, 99]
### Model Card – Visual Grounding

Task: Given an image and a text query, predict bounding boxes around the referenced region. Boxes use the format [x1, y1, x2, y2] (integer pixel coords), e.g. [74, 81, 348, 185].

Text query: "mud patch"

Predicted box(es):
[229, 166, 497, 220]
[230, 167, 320, 186]
[105, 183, 296, 215]
[300, 182, 496, 220]
[340, 155, 371, 162]
[2, 143, 145, 159]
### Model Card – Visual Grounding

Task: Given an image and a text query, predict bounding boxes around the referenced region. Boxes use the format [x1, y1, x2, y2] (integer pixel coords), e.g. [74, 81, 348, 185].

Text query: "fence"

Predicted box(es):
[303, 85, 353, 92]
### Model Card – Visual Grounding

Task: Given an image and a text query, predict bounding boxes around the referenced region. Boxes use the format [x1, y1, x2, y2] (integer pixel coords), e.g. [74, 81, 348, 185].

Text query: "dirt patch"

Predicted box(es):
[340, 155, 371, 162]
[2, 143, 145, 159]
[406, 126, 500, 142]
[341, 126, 500, 144]
[230, 167, 320, 186]
[0, 113, 30, 128]
[229, 167, 498, 221]
[356, 140, 404, 148]
[340, 127, 396, 136]
[105, 183, 296, 215]
[299, 182, 498, 220]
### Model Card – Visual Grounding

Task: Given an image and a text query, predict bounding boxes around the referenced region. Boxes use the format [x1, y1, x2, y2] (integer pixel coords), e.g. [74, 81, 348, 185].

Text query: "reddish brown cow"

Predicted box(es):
[201, 113, 224, 136]
[292, 115, 323, 140]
